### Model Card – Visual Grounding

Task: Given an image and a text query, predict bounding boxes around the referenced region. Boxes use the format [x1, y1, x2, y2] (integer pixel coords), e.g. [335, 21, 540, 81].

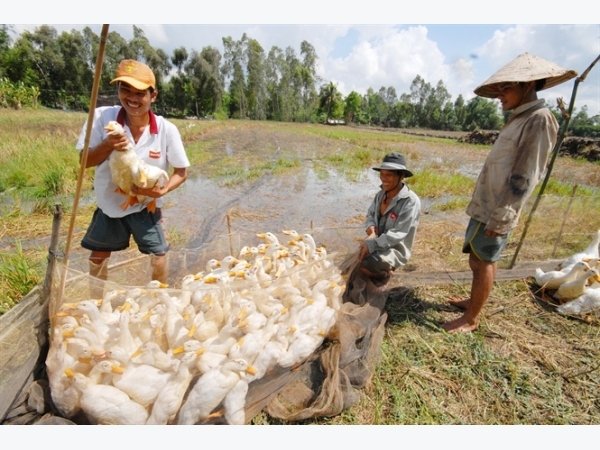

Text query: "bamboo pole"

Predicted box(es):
[508, 53, 600, 269]
[43, 204, 63, 326]
[53, 25, 110, 317]
[226, 213, 234, 256]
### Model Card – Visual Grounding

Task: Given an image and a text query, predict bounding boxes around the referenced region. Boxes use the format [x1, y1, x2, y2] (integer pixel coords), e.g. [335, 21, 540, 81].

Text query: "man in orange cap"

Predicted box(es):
[442, 53, 577, 333]
[76, 59, 190, 291]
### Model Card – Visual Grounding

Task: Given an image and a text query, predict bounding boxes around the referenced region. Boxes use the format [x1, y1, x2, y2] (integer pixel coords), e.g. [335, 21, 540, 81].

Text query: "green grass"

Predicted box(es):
[536, 178, 595, 197]
[213, 157, 301, 186]
[411, 168, 475, 199]
[0, 109, 85, 198]
[249, 280, 600, 425]
[301, 124, 458, 146]
[0, 241, 44, 315]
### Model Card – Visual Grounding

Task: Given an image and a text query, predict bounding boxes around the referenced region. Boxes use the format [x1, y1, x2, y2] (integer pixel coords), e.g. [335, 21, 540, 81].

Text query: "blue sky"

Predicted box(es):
[7, 3, 600, 116]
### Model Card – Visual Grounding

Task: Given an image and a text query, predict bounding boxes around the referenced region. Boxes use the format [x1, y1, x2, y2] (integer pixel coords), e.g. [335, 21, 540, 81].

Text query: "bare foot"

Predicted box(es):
[447, 297, 470, 310]
[441, 315, 479, 334]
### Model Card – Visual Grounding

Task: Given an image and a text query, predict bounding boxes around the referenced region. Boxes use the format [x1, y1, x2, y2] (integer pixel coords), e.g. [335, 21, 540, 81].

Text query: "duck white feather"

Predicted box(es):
[557, 229, 600, 272]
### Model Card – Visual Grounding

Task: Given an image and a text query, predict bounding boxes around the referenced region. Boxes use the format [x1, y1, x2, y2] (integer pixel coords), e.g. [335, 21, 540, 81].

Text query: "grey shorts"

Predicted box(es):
[462, 218, 509, 263]
[81, 208, 169, 255]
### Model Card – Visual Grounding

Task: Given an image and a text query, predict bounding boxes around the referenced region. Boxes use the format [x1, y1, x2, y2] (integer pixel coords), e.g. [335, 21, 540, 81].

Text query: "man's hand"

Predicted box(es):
[106, 133, 131, 152]
[131, 183, 168, 199]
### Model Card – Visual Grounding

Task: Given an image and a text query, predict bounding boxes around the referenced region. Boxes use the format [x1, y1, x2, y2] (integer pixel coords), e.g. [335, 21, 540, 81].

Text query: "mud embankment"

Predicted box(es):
[458, 130, 600, 163]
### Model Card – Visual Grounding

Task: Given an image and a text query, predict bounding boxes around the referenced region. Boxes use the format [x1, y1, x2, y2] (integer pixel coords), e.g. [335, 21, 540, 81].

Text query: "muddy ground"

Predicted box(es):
[145, 124, 600, 283]
[51, 122, 599, 286]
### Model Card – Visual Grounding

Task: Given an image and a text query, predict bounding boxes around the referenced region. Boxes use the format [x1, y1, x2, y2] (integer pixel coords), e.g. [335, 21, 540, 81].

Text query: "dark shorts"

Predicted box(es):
[81, 208, 169, 255]
[462, 218, 509, 263]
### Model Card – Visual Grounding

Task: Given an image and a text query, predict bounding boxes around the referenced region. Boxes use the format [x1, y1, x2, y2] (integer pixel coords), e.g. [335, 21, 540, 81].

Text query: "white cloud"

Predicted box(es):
[323, 25, 475, 106]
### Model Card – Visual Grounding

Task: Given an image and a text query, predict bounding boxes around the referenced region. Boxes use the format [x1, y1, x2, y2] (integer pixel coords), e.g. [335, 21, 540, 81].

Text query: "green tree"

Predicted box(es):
[2, 27, 38, 86]
[364, 87, 388, 126]
[298, 40, 320, 122]
[171, 46, 188, 73]
[283, 46, 301, 121]
[265, 45, 286, 121]
[0, 25, 14, 78]
[454, 94, 467, 129]
[344, 90, 362, 124]
[463, 96, 502, 131]
[222, 35, 247, 119]
[14, 25, 66, 107]
[164, 47, 190, 116]
[426, 80, 452, 130]
[245, 36, 267, 120]
[318, 81, 343, 121]
[393, 93, 415, 128]
[569, 105, 600, 137]
[409, 74, 432, 127]
[56, 29, 93, 109]
[184, 46, 224, 118]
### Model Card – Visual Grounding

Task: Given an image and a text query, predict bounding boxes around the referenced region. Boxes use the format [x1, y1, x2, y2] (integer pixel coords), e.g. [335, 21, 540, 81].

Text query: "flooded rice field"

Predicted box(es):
[7, 121, 600, 280]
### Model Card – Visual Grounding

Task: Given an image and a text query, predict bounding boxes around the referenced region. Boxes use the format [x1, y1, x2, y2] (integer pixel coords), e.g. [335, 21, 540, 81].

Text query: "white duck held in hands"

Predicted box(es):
[104, 121, 146, 211]
[104, 121, 169, 213]
[133, 159, 170, 213]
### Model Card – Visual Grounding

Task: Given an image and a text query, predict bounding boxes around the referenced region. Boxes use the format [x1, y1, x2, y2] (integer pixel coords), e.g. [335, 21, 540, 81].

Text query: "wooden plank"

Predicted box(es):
[389, 260, 563, 287]
[0, 287, 49, 422]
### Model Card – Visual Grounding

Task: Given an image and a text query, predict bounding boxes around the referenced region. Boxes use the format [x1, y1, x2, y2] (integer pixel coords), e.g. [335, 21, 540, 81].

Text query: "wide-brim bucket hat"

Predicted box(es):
[474, 52, 577, 99]
[372, 152, 413, 177]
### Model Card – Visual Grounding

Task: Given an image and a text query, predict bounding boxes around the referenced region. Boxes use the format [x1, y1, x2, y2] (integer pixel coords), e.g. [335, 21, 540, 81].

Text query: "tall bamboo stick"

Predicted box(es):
[53, 25, 110, 317]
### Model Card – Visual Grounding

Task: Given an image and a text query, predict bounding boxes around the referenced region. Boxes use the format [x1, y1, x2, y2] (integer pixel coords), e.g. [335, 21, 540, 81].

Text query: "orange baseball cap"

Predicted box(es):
[111, 59, 156, 91]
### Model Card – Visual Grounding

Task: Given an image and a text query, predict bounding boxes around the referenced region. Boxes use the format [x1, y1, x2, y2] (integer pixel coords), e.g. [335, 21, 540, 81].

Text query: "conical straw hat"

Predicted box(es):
[474, 52, 577, 98]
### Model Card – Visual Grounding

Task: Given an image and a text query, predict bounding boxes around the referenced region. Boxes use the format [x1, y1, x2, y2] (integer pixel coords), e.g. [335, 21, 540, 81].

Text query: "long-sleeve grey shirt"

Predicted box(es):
[465, 99, 558, 235]
[365, 183, 421, 268]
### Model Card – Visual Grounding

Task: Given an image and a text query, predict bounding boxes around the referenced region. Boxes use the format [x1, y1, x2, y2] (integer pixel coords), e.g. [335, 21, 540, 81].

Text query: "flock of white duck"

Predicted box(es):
[46, 230, 345, 425]
[534, 229, 600, 315]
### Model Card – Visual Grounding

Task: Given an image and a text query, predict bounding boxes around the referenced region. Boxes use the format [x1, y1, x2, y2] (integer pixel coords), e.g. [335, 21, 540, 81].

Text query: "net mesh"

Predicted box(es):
[40, 227, 389, 424]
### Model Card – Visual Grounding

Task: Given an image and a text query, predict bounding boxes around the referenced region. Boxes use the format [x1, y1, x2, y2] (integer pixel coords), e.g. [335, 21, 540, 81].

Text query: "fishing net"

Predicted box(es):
[13, 226, 390, 425]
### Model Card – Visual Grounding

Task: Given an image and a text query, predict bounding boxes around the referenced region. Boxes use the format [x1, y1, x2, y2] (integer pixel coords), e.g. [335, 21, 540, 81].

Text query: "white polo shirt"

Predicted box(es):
[76, 106, 190, 218]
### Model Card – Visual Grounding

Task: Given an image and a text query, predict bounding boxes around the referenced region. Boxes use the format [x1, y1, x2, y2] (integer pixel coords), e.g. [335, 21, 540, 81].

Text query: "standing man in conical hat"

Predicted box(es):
[442, 53, 577, 333]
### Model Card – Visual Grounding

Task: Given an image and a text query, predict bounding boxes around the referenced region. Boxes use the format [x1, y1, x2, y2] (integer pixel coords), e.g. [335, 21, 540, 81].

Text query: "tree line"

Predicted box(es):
[1, 24, 598, 135]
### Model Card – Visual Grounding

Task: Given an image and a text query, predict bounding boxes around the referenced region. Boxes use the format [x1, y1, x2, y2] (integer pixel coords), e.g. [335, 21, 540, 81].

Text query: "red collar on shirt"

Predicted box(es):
[116, 107, 158, 134]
